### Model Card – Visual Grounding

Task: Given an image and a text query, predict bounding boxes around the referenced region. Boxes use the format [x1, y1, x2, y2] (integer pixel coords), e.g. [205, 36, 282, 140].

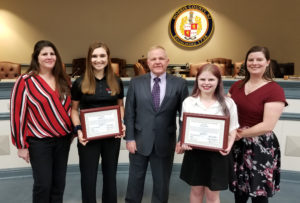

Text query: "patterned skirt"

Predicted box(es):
[229, 131, 281, 197]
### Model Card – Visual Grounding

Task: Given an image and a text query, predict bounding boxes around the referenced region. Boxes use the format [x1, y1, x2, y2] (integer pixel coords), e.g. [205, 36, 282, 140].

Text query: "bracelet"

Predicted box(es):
[74, 125, 82, 133]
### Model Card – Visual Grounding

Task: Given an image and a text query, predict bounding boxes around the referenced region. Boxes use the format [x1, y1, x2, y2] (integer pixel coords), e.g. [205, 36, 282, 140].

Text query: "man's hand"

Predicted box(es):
[126, 141, 137, 154]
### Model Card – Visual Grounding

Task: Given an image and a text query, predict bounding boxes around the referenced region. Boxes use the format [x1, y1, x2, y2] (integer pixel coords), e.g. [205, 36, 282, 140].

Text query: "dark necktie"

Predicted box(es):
[152, 77, 160, 111]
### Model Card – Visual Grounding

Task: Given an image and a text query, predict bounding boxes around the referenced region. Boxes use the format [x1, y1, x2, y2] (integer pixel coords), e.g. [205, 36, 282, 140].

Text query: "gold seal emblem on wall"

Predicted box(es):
[169, 4, 214, 48]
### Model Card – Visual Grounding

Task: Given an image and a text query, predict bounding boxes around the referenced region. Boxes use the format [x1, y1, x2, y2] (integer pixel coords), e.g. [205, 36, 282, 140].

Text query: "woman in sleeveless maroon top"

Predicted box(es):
[228, 46, 287, 203]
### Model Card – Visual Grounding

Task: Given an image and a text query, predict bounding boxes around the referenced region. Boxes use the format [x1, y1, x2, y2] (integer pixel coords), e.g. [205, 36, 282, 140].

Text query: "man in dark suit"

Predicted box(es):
[124, 45, 189, 203]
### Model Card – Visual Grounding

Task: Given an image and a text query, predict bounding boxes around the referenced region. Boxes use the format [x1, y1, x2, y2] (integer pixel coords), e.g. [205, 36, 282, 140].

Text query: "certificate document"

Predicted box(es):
[80, 105, 122, 140]
[181, 113, 229, 151]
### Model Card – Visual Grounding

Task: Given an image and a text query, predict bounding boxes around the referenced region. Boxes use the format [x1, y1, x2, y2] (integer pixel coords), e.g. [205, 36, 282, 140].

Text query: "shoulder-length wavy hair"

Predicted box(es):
[81, 42, 120, 95]
[240, 45, 274, 87]
[26, 40, 70, 100]
[191, 64, 229, 116]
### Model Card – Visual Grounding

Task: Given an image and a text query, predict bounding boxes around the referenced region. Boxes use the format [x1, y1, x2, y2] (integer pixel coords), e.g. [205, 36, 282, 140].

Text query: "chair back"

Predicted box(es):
[111, 58, 127, 77]
[189, 62, 209, 77]
[207, 58, 232, 75]
[189, 62, 226, 77]
[232, 61, 244, 77]
[0, 62, 21, 79]
[71, 58, 86, 77]
[133, 62, 147, 76]
[138, 58, 150, 73]
[111, 63, 120, 76]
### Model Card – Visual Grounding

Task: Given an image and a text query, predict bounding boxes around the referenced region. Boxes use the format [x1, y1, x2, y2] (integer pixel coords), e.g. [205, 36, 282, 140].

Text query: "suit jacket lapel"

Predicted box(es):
[142, 73, 155, 110]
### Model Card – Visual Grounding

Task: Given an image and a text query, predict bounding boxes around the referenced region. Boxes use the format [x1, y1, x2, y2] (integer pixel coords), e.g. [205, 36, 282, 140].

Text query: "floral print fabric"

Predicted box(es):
[230, 131, 280, 197]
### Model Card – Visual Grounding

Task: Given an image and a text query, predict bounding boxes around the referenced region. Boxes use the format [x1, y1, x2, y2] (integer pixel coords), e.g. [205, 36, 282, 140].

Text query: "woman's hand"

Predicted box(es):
[220, 129, 238, 156]
[236, 102, 285, 138]
[176, 142, 192, 154]
[77, 130, 89, 146]
[175, 142, 183, 154]
[18, 148, 30, 163]
[219, 147, 230, 156]
[182, 143, 192, 151]
[235, 129, 243, 141]
[115, 123, 126, 138]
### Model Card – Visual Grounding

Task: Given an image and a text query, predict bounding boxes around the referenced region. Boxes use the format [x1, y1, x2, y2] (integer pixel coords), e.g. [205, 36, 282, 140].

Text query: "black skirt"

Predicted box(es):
[180, 149, 233, 191]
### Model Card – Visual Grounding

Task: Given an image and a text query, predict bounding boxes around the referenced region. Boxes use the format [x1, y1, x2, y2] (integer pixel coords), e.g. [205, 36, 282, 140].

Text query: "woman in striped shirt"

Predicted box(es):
[10, 40, 73, 203]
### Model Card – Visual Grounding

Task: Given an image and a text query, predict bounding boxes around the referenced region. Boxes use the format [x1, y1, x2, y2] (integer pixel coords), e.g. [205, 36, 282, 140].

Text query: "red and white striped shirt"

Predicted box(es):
[10, 74, 72, 149]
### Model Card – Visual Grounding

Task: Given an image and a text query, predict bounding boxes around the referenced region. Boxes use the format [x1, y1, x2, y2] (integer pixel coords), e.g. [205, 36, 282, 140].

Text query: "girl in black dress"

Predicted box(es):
[177, 64, 239, 203]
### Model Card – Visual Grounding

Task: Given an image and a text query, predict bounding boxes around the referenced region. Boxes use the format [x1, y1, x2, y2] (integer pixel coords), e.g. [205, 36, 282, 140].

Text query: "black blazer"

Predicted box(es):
[124, 73, 189, 157]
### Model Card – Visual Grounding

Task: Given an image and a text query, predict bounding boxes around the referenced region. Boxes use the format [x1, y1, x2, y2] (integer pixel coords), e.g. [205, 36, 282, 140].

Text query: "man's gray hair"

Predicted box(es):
[147, 45, 168, 58]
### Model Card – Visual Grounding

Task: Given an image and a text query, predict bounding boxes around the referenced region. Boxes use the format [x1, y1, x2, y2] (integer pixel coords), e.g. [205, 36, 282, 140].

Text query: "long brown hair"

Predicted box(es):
[191, 64, 229, 116]
[240, 45, 274, 87]
[81, 42, 120, 95]
[27, 40, 70, 100]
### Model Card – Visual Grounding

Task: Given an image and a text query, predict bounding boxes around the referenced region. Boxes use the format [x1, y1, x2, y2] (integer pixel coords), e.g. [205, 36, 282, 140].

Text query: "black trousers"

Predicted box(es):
[28, 135, 71, 203]
[125, 148, 174, 203]
[78, 137, 120, 203]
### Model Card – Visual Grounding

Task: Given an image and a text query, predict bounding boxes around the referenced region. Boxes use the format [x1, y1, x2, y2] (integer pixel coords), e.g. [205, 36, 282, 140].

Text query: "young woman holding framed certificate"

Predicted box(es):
[176, 64, 239, 203]
[71, 42, 125, 203]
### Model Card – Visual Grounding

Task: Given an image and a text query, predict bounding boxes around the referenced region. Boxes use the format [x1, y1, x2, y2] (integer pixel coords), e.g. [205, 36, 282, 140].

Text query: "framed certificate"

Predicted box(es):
[80, 105, 122, 140]
[181, 112, 229, 151]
